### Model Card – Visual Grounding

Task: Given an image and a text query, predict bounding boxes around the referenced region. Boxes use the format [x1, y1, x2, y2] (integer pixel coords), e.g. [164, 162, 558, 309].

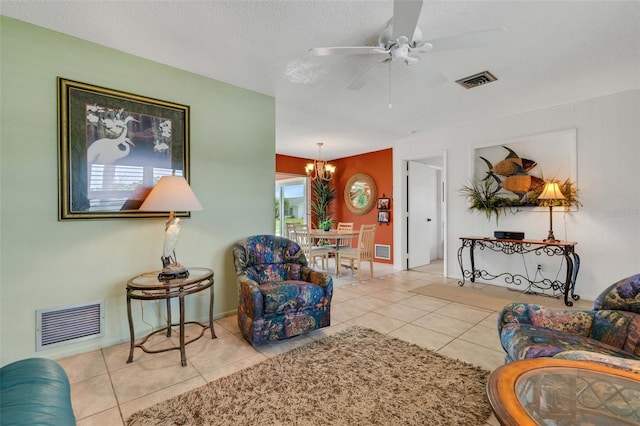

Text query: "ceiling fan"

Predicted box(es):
[309, 0, 507, 91]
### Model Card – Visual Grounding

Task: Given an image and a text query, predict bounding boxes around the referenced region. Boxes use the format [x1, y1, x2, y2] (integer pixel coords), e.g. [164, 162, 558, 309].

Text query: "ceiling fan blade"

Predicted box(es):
[428, 28, 508, 52]
[392, 0, 424, 42]
[347, 58, 391, 90]
[411, 42, 433, 53]
[309, 46, 388, 56]
[411, 59, 447, 87]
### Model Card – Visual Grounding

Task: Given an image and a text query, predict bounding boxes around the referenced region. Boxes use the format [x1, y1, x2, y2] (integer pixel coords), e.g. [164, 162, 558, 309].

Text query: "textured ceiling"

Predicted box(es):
[1, 1, 639, 160]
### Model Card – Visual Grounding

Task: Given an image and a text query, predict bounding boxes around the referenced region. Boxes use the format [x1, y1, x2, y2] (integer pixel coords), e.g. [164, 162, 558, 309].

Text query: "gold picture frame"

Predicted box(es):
[344, 173, 377, 215]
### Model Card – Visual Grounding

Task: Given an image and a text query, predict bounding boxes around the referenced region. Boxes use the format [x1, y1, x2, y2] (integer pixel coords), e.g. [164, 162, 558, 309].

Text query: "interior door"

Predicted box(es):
[407, 161, 437, 268]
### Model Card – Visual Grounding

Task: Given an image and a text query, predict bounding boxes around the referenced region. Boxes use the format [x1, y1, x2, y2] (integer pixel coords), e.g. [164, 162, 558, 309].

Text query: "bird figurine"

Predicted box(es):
[159, 217, 189, 280]
[87, 116, 138, 164]
[163, 217, 181, 260]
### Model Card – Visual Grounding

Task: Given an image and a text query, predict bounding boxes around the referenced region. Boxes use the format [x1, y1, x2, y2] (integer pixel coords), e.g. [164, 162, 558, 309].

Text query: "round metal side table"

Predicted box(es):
[126, 267, 215, 367]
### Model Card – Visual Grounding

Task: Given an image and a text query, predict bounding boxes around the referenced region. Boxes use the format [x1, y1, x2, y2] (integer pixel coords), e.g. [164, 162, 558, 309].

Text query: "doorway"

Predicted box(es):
[275, 175, 308, 237]
[403, 153, 446, 274]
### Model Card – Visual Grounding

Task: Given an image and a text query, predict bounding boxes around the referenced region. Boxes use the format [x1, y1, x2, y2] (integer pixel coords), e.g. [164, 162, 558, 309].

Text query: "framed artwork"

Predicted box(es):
[377, 197, 390, 210]
[58, 78, 190, 220]
[378, 210, 390, 223]
[472, 129, 577, 209]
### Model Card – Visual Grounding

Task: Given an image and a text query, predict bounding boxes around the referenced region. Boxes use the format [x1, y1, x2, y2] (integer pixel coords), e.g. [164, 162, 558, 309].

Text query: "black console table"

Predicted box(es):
[457, 237, 580, 306]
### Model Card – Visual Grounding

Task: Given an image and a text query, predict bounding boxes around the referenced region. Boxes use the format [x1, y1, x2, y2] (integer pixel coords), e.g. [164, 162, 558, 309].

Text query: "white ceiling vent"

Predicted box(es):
[455, 71, 497, 89]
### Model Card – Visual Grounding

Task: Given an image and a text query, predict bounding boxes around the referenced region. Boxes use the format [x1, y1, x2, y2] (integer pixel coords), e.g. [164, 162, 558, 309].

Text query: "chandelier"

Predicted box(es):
[305, 142, 336, 181]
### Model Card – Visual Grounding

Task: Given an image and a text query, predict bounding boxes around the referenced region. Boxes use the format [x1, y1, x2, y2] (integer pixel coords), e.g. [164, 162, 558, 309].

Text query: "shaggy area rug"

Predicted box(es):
[127, 326, 491, 426]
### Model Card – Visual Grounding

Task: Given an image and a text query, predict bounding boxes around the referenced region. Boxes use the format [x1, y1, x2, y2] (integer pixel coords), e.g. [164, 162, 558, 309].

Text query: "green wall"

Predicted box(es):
[0, 17, 275, 364]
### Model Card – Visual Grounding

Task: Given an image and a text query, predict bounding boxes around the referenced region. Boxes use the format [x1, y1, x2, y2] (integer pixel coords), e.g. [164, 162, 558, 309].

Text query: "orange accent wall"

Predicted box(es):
[276, 148, 394, 264]
[275, 154, 309, 176]
[333, 148, 393, 264]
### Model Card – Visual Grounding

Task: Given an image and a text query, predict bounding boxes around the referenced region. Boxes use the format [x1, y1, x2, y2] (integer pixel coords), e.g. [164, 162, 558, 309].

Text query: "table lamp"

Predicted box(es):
[538, 181, 565, 242]
[139, 173, 203, 279]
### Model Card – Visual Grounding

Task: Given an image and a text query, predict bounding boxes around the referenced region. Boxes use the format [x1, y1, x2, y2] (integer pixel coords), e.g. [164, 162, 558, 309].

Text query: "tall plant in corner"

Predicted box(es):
[310, 179, 336, 229]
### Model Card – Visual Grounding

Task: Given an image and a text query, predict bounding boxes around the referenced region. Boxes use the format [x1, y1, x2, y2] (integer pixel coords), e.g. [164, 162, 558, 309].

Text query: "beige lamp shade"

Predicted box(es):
[538, 182, 566, 200]
[139, 175, 203, 212]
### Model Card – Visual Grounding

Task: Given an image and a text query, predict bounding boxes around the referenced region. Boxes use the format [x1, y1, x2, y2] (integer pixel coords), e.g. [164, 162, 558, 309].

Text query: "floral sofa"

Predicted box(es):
[498, 273, 640, 370]
[233, 234, 333, 345]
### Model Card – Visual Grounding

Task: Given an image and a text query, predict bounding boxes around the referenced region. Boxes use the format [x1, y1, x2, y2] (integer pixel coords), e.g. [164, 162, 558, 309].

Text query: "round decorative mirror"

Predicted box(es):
[344, 173, 377, 215]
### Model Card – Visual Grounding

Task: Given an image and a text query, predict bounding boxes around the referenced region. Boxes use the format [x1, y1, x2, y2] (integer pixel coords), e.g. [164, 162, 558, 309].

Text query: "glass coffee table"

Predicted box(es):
[487, 358, 640, 425]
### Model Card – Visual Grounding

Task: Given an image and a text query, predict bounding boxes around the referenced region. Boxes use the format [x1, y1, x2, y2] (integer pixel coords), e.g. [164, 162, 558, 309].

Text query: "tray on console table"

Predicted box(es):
[457, 237, 580, 306]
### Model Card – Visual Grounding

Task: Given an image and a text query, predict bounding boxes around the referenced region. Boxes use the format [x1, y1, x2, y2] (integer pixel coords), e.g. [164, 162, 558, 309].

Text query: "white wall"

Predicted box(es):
[393, 90, 640, 301]
[1, 18, 275, 365]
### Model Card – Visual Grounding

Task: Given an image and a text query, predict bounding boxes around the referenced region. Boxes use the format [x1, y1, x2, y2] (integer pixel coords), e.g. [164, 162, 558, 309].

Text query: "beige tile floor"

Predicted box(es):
[57, 260, 593, 426]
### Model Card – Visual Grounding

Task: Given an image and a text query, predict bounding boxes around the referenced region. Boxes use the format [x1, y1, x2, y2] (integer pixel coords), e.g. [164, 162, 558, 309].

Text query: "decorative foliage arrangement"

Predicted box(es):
[310, 179, 336, 229]
[461, 143, 581, 225]
[459, 178, 520, 225]
[461, 176, 581, 225]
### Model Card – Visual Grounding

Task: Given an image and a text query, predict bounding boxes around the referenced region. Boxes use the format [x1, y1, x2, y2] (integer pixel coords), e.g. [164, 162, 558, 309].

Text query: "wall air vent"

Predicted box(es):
[36, 301, 104, 351]
[455, 71, 497, 89]
[375, 244, 391, 260]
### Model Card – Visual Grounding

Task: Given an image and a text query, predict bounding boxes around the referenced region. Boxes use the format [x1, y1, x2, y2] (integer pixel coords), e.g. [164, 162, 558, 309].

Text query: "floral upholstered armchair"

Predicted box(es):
[498, 274, 640, 371]
[232, 235, 333, 345]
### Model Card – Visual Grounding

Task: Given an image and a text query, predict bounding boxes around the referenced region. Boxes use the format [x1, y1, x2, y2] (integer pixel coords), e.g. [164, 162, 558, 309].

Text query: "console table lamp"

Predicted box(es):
[538, 181, 565, 242]
[139, 173, 203, 279]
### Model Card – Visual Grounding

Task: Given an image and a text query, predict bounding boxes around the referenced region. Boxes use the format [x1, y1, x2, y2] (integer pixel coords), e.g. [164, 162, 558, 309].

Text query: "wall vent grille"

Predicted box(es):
[36, 301, 104, 351]
[455, 71, 497, 89]
[374, 244, 391, 260]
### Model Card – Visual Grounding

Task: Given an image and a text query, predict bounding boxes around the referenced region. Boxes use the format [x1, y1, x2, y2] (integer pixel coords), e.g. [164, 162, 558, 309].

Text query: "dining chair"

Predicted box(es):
[285, 222, 298, 240]
[336, 222, 354, 246]
[326, 222, 354, 249]
[326, 222, 354, 270]
[293, 224, 330, 271]
[336, 224, 376, 280]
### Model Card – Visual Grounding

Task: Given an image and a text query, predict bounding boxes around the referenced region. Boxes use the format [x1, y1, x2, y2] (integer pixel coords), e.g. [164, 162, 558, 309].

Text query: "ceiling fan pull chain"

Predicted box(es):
[309, 0, 507, 102]
[388, 60, 393, 109]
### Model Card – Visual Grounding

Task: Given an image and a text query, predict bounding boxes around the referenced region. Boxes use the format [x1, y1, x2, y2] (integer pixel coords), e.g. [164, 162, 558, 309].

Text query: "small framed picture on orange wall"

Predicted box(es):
[377, 197, 390, 210]
[378, 210, 390, 223]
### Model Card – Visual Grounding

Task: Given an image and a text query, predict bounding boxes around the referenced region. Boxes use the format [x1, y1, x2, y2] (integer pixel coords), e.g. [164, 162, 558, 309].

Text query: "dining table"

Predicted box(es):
[309, 229, 360, 275]
[309, 229, 360, 249]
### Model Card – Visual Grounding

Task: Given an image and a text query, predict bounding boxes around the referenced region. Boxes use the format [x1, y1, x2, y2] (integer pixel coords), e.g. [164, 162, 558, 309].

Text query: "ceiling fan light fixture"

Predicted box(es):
[310, 0, 507, 95]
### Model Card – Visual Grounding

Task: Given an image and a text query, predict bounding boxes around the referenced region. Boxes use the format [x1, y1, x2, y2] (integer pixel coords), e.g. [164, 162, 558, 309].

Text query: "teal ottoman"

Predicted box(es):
[1, 358, 76, 425]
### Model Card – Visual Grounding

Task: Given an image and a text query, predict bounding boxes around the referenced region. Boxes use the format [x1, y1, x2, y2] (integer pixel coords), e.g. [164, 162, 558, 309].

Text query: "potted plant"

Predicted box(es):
[310, 179, 336, 230]
[318, 218, 334, 231]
